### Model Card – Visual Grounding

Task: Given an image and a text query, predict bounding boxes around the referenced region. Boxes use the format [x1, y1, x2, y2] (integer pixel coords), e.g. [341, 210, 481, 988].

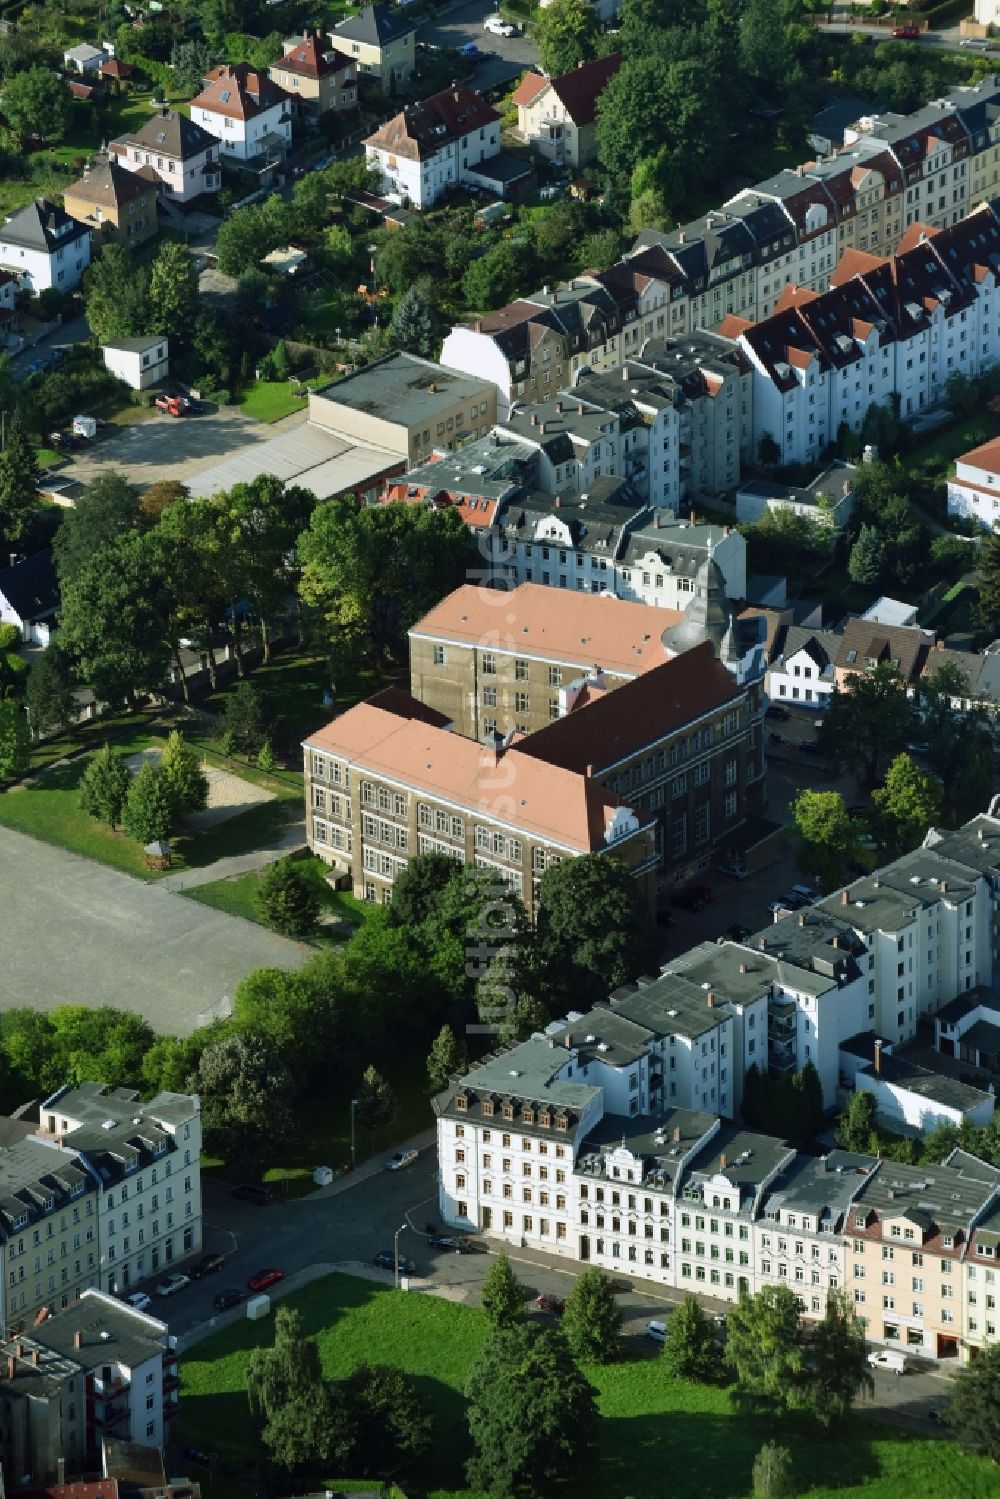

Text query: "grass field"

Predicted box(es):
[0, 723, 301, 878]
[183, 854, 367, 940]
[236, 380, 311, 424]
[902, 411, 1000, 479]
[177, 1272, 998, 1499]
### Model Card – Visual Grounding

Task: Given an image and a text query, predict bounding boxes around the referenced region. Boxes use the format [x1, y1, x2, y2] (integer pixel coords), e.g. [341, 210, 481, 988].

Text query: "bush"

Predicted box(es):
[256, 857, 321, 935]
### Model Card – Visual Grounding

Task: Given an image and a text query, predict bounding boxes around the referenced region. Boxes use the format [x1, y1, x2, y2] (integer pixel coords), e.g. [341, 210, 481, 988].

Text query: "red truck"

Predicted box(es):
[155, 394, 187, 417]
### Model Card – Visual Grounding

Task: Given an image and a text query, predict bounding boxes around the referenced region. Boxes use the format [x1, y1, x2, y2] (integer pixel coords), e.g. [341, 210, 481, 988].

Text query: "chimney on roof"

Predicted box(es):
[678, 232, 685, 243]
[622, 365, 629, 381]
[739, 962, 747, 974]
[585, 762, 593, 777]
[577, 58, 584, 67]
[758, 937, 767, 951]
[5, 1355, 14, 1381]
[73, 1330, 82, 1349]
[723, 525, 730, 537]
[841, 888, 850, 905]
[874, 1038, 883, 1077]
[935, 639, 943, 650]
[673, 1125, 681, 1143]
[720, 1152, 728, 1168]
[707, 991, 716, 1008]
[940, 879, 948, 893]
[540, 422, 546, 434]
[556, 399, 563, 413]
[577, 401, 584, 415]
[480, 729, 507, 772]
[798, 911, 807, 927]
[531, 412, 538, 426]
[14, 1343, 23, 1358]
[30, 1350, 39, 1367]
[554, 493, 561, 507]
[564, 1032, 573, 1048]
[689, 510, 696, 523]
[888, 1186, 896, 1200]
[57, 1459, 65, 1485]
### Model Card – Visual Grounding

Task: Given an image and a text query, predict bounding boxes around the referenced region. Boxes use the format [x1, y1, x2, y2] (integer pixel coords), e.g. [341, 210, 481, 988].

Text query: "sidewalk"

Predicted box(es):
[155, 817, 307, 891]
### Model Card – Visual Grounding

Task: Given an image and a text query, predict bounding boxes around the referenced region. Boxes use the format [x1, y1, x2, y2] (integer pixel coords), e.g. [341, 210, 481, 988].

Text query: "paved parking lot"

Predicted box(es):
[54, 406, 306, 491]
[0, 826, 307, 1034]
[418, 0, 540, 90]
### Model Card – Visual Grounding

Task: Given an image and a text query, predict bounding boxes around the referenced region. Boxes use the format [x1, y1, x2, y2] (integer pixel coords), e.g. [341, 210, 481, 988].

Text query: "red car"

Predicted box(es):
[247, 1268, 284, 1293]
[533, 1293, 565, 1314]
[892, 24, 919, 38]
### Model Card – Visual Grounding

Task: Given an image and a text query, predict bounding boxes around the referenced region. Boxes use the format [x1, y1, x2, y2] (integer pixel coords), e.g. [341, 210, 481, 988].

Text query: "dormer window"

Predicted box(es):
[502, 1104, 514, 1121]
[455, 1095, 467, 1112]
[556, 1116, 568, 1132]
[522, 1108, 534, 1125]
[482, 1100, 494, 1118]
[538, 1111, 550, 1128]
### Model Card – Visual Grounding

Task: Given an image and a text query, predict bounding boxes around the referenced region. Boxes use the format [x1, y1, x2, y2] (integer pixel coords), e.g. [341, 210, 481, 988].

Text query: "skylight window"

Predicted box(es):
[220, 89, 231, 103]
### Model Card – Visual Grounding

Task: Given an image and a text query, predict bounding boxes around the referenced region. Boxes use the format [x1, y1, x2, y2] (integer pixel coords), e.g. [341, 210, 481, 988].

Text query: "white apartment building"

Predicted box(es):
[36, 1082, 203, 1297]
[190, 64, 292, 163]
[764, 626, 840, 711]
[0, 199, 90, 293]
[364, 85, 500, 209]
[947, 434, 1000, 529]
[754, 1151, 875, 1320]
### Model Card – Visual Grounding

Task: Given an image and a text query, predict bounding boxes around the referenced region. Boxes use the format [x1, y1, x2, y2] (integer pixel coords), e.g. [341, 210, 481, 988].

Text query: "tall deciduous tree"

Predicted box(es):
[835, 1089, 878, 1153]
[536, 854, 657, 1006]
[342, 1363, 433, 1476]
[801, 1290, 873, 1426]
[725, 1286, 804, 1418]
[873, 752, 942, 855]
[58, 530, 174, 705]
[148, 241, 200, 341]
[661, 1292, 717, 1382]
[0, 414, 39, 545]
[78, 744, 132, 828]
[535, 0, 600, 76]
[355, 1063, 397, 1132]
[0, 699, 29, 780]
[561, 1267, 622, 1363]
[818, 664, 912, 786]
[480, 1250, 524, 1331]
[945, 1342, 1000, 1462]
[466, 1324, 596, 1496]
[977, 528, 1000, 638]
[426, 1023, 468, 1094]
[196, 1030, 294, 1170]
[82, 245, 149, 344]
[53, 471, 139, 589]
[791, 788, 862, 894]
[246, 1306, 348, 1476]
[25, 641, 76, 737]
[2, 65, 70, 141]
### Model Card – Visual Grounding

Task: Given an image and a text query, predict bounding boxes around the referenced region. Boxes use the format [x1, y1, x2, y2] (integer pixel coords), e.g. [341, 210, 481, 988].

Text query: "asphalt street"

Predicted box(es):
[156, 1148, 957, 1432]
[418, 0, 540, 91]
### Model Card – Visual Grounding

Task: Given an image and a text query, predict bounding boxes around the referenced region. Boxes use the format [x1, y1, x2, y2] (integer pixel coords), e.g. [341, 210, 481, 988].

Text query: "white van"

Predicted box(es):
[868, 1349, 906, 1374]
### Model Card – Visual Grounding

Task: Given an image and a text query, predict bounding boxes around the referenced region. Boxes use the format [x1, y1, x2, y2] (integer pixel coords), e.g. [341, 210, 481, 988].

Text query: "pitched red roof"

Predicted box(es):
[192, 63, 289, 121]
[364, 84, 499, 162]
[276, 30, 353, 80]
[513, 52, 621, 127]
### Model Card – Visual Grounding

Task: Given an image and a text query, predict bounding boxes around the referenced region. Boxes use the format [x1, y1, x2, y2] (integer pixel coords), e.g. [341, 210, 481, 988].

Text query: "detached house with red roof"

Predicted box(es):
[512, 52, 621, 169]
[269, 30, 357, 119]
[947, 435, 1000, 530]
[190, 63, 292, 165]
[363, 83, 500, 208]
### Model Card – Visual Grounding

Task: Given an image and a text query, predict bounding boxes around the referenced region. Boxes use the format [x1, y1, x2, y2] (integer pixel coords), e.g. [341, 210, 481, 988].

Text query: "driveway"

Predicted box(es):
[0, 826, 308, 1034]
[55, 406, 306, 490]
[418, 0, 539, 90]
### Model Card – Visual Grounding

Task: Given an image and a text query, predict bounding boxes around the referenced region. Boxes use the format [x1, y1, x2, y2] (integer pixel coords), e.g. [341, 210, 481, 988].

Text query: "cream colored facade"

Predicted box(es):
[515, 90, 598, 170]
[330, 20, 413, 91]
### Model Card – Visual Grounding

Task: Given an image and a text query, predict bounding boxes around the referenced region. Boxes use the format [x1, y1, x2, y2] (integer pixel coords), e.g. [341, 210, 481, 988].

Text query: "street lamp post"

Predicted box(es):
[350, 1098, 359, 1170]
[394, 1221, 407, 1291]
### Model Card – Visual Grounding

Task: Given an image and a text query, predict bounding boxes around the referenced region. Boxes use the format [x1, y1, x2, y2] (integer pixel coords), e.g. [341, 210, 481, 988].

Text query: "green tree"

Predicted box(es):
[197, 1030, 294, 1171]
[0, 699, 29, 780]
[122, 759, 174, 844]
[390, 284, 436, 357]
[247, 1305, 347, 1476]
[801, 1290, 873, 1427]
[791, 788, 863, 894]
[355, 1062, 397, 1132]
[0, 413, 39, 545]
[426, 1023, 469, 1094]
[628, 152, 676, 232]
[872, 752, 942, 856]
[299, 498, 475, 667]
[818, 664, 912, 786]
[462, 241, 527, 310]
[233, 963, 344, 1081]
[535, 0, 599, 75]
[82, 244, 149, 344]
[158, 729, 209, 823]
[579, 227, 623, 268]
[847, 522, 884, 586]
[148, 241, 200, 341]
[480, 1250, 524, 1331]
[661, 1292, 717, 1381]
[170, 36, 216, 93]
[218, 680, 272, 758]
[25, 641, 76, 737]
[342, 1363, 433, 1476]
[465, 1323, 597, 1497]
[752, 1442, 796, 1499]
[44, 1005, 155, 1091]
[725, 1286, 804, 1417]
[945, 1341, 1000, 1461]
[739, 0, 790, 85]
[561, 1267, 622, 1363]
[978, 527, 1000, 638]
[52, 471, 139, 588]
[536, 854, 657, 1008]
[389, 850, 461, 927]
[597, 56, 719, 204]
[2, 65, 70, 141]
[255, 857, 321, 936]
[836, 1089, 878, 1153]
[78, 744, 132, 828]
[58, 530, 174, 705]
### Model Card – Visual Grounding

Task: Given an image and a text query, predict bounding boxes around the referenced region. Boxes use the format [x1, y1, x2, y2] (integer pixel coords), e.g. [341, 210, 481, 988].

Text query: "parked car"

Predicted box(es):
[190, 1252, 225, 1279]
[962, 36, 991, 49]
[373, 1250, 416, 1275]
[484, 14, 517, 34]
[892, 24, 919, 38]
[778, 892, 809, 910]
[156, 1272, 190, 1298]
[765, 704, 790, 720]
[247, 1268, 284, 1293]
[460, 41, 485, 61]
[124, 1291, 152, 1312]
[645, 1319, 667, 1343]
[429, 1233, 463, 1251]
[532, 1293, 565, 1314]
[799, 740, 826, 758]
[718, 860, 749, 880]
[789, 884, 819, 904]
[213, 1288, 244, 1311]
[386, 1148, 419, 1171]
[232, 1182, 274, 1205]
[868, 1348, 906, 1374]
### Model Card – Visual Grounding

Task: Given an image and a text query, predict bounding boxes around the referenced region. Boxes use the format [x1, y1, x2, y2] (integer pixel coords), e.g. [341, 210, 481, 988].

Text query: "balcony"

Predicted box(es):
[768, 1043, 796, 1072]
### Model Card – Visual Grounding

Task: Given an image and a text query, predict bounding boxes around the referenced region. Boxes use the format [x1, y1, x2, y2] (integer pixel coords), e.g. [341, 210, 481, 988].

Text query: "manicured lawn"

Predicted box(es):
[236, 380, 312, 424]
[0, 723, 302, 878]
[183, 854, 368, 942]
[178, 1272, 999, 1499]
[902, 411, 1000, 479]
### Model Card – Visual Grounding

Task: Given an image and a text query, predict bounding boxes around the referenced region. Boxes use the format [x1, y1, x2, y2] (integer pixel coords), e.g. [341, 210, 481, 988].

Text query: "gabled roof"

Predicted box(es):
[836, 616, 932, 682]
[192, 63, 289, 121]
[277, 30, 353, 79]
[64, 159, 152, 210]
[332, 2, 415, 47]
[0, 549, 58, 623]
[513, 52, 621, 127]
[364, 84, 499, 162]
[957, 434, 1000, 474]
[0, 199, 89, 255]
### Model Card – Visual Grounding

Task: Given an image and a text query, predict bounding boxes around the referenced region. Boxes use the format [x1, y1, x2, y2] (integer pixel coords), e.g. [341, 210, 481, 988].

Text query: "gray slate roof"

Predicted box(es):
[332, 2, 415, 45]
